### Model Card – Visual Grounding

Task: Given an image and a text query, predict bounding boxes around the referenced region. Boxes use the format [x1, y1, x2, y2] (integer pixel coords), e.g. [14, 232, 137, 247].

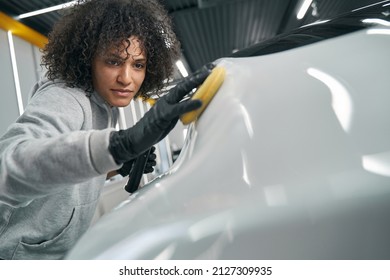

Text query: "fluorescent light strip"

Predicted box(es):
[7, 31, 24, 115]
[297, 0, 313, 20]
[176, 60, 189, 77]
[16, 1, 77, 19]
[353, 0, 390, 12]
[362, 18, 390, 27]
[130, 100, 138, 126]
[117, 107, 127, 129]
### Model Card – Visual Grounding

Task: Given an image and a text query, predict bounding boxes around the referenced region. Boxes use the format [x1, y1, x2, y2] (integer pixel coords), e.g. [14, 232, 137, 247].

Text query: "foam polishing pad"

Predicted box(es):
[180, 66, 226, 125]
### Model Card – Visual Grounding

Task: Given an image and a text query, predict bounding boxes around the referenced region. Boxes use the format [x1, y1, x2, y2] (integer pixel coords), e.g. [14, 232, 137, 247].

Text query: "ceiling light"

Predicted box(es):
[362, 18, 390, 27]
[297, 0, 313, 20]
[16, 1, 77, 19]
[7, 31, 24, 115]
[175, 60, 189, 77]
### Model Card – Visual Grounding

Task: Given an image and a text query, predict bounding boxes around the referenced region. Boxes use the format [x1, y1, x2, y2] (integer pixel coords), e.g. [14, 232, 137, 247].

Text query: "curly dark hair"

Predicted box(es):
[42, 0, 180, 99]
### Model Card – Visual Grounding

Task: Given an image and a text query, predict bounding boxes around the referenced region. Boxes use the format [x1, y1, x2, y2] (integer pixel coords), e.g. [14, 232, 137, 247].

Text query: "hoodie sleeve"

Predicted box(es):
[0, 85, 121, 207]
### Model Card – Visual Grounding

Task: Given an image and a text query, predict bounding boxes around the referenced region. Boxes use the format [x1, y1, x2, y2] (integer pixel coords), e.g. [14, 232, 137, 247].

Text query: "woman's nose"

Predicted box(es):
[117, 65, 133, 86]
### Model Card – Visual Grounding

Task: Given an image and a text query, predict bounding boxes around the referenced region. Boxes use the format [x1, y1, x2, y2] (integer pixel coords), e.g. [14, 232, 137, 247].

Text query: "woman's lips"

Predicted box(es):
[111, 89, 132, 97]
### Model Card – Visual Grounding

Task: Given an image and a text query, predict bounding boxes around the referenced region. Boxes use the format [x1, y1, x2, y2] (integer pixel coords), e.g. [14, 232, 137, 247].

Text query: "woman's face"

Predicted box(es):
[92, 36, 146, 107]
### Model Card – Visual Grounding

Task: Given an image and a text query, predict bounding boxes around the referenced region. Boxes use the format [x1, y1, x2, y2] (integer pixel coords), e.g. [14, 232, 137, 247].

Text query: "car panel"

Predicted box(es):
[67, 3, 390, 259]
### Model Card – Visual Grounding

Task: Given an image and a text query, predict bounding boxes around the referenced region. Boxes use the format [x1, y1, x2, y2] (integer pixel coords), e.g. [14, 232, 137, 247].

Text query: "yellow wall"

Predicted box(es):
[0, 12, 47, 49]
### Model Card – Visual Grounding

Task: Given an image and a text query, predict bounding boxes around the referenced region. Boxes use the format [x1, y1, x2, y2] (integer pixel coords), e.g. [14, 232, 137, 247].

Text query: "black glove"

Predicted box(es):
[109, 64, 214, 164]
[117, 146, 157, 176]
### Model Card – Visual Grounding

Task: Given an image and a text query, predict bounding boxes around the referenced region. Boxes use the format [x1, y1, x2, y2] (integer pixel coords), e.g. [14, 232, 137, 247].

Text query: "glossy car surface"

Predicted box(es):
[67, 1, 390, 259]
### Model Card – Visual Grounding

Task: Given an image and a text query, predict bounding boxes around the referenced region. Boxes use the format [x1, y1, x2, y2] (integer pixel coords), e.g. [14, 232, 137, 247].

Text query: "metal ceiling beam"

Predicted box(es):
[0, 11, 48, 48]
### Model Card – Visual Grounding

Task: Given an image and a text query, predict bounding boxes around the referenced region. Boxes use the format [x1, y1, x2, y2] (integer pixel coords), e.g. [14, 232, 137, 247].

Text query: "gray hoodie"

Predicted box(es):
[0, 77, 121, 259]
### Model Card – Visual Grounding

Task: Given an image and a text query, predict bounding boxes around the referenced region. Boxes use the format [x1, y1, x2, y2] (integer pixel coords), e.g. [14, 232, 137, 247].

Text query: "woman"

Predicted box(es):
[0, 0, 211, 259]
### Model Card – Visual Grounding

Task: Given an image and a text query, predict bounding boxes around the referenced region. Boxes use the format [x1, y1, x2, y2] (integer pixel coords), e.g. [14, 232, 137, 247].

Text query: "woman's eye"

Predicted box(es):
[134, 63, 145, 69]
[107, 60, 121, 66]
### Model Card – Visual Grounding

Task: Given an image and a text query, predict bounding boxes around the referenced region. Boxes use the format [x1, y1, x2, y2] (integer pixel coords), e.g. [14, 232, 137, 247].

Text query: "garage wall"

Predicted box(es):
[0, 29, 42, 135]
[13, 34, 42, 108]
[0, 30, 20, 135]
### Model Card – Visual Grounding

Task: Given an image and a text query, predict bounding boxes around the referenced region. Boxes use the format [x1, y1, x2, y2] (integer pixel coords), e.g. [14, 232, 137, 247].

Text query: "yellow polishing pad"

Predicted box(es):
[180, 66, 226, 125]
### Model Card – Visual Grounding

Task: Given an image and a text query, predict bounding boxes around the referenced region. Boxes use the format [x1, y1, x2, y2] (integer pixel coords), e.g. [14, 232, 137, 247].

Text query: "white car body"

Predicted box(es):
[67, 2, 390, 259]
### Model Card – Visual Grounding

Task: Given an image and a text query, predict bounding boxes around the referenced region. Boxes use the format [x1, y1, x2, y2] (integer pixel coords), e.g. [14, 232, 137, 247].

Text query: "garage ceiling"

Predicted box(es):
[0, 0, 383, 73]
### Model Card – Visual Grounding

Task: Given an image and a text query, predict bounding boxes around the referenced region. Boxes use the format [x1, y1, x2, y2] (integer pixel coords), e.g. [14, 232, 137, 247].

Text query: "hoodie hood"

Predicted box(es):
[30, 74, 119, 127]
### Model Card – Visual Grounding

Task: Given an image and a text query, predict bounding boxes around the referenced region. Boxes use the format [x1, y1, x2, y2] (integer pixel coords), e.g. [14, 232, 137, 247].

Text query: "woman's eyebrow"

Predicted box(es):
[133, 57, 147, 62]
[103, 50, 147, 61]
[103, 52, 124, 60]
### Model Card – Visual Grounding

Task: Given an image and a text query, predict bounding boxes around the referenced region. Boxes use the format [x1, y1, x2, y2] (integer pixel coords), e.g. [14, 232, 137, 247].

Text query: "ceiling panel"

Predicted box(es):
[0, 0, 385, 73]
[168, 0, 296, 70]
